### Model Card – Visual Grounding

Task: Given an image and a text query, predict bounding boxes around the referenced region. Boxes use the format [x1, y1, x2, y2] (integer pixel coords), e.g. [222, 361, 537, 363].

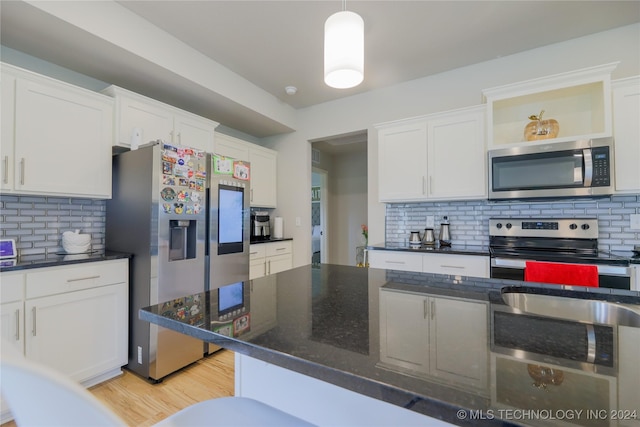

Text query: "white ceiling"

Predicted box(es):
[1, 0, 639, 138]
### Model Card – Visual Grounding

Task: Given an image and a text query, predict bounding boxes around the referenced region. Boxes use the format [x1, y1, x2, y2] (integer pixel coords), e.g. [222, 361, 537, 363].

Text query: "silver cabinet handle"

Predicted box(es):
[169, 130, 174, 143]
[20, 158, 25, 185]
[275, 247, 286, 251]
[430, 300, 435, 320]
[422, 176, 426, 195]
[177, 132, 182, 145]
[385, 260, 405, 264]
[429, 176, 433, 194]
[250, 188, 254, 202]
[440, 265, 465, 269]
[67, 275, 100, 283]
[250, 251, 258, 255]
[263, 261, 267, 277]
[32, 306, 36, 336]
[267, 260, 271, 275]
[15, 309, 20, 341]
[3, 155, 8, 184]
[423, 299, 428, 319]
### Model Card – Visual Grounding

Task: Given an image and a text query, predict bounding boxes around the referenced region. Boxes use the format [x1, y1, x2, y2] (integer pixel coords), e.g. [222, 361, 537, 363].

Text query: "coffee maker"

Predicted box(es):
[251, 211, 270, 241]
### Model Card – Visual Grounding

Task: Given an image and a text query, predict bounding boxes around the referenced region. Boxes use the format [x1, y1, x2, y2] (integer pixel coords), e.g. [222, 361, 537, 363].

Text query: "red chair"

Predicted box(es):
[524, 261, 599, 287]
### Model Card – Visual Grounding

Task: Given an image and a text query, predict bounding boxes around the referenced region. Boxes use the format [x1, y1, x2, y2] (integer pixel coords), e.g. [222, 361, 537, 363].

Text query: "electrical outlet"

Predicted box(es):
[630, 214, 640, 231]
[426, 216, 435, 228]
[137, 346, 143, 364]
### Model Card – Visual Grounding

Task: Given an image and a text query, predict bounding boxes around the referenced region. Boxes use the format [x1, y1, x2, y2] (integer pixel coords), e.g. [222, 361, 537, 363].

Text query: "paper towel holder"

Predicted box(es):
[273, 217, 284, 239]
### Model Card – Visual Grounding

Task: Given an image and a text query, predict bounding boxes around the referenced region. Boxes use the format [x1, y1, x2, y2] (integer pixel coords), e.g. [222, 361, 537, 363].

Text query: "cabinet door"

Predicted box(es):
[1, 301, 23, 353]
[379, 290, 429, 374]
[613, 77, 640, 193]
[427, 107, 486, 200]
[1, 72, 16, 192]
[423, 253, 489, 278]
[25, 283, 127, 384]
[14, 79, 112, 198]
[267, 254, 292, 275]
[174, 112, 216, 152]
[377, 120, 428, 202]
[215, 133, 250, 161]
[249, 245, 266, 279]
[117, 96, 174, 148]
[249, 146, 277, 207]
[429, 297, 488, 392]
[368, 250, 423, 273]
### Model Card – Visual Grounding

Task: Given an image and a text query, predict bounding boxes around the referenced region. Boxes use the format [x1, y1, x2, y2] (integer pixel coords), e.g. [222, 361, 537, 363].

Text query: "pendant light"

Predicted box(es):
[324, 1, 364, 89]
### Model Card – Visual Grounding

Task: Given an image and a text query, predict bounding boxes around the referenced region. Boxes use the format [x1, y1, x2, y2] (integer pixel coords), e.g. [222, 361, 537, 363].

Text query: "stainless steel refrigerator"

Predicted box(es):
[205, 154, 251, 353]
[106, 142, 209, 381]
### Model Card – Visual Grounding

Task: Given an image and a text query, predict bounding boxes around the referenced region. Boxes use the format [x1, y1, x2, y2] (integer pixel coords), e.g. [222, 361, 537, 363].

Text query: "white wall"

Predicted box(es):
[329, 151, 368, 266]
[267, 23, 640, 268]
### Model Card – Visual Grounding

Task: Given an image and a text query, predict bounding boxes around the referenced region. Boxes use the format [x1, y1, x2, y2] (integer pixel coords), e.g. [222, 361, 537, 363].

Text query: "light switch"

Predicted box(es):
[426, 216, 435, 228]
[630, 214, 640, 231]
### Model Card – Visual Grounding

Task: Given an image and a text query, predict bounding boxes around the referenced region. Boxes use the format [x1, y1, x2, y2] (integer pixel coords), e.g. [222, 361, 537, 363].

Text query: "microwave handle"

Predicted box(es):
[583, 149, 593, 187]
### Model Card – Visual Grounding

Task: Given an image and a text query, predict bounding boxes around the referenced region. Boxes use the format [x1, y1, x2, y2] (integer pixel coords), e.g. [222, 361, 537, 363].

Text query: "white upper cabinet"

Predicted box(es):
[377, 118, 428, 202]
[1, 63, 113, 199]
[248, 145, 277, 208]
[483, 63, 617, 149]
[214, 133, 277, 208]
[214, 133, 250, 161]
[612, 76, 640, 193]
[103, 85, 218, 152]
[376, 105, 486, 202]
[427, 106, 486, 200]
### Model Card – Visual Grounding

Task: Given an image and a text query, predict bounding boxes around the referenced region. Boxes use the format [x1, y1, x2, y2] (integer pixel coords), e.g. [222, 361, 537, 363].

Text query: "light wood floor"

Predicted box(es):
[2, 350, 234, 427]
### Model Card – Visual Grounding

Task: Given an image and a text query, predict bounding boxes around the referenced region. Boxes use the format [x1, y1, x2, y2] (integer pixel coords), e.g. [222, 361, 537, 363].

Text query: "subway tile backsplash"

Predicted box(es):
[0, 195, 106, 256]
[385, 195, 640, 253]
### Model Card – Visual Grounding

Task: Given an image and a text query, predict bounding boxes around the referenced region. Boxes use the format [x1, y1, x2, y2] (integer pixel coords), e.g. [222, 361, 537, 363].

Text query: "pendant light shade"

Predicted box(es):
[324, 10, 364, 89]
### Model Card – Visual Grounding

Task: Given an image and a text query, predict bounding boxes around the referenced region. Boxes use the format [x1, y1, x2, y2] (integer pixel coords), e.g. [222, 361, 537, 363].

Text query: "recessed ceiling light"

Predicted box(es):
[285, 86, 297, 95]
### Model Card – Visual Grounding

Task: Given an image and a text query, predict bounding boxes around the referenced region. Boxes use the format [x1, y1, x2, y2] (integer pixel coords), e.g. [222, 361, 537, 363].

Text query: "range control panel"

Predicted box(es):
[489, 218, 599, 239]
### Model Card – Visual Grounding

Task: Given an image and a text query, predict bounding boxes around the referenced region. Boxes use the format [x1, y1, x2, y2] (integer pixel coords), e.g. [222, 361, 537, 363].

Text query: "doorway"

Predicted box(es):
[312, 168, 328, 265]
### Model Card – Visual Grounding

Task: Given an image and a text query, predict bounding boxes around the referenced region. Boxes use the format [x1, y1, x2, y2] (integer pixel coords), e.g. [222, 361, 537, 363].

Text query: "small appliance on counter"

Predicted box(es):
[422, 228, 435, 246]
[409, 231, 421, 247]
[251, 211, 271, 241]
[438, 216, 451, 246]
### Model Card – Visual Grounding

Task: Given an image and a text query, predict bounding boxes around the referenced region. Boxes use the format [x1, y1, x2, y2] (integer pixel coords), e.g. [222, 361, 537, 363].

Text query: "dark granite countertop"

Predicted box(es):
[367, 243, 490, 256]
[249, 237, 293, 245]
[0, 250, 131, 272]
[140, 264, 640, 426]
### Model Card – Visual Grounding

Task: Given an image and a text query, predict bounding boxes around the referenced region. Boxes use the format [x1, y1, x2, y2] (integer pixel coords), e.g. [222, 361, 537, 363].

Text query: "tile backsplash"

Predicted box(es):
[0, 195, 106, 257]
[385, 195, 640, 253]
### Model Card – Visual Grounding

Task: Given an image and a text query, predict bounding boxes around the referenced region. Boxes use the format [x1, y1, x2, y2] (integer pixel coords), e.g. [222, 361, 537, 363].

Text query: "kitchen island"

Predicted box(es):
[140, 264, 640, 427]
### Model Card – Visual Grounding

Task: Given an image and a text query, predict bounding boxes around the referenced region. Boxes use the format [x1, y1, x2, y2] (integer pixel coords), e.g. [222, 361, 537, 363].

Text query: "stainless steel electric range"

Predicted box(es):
[489, 217, 634, 290]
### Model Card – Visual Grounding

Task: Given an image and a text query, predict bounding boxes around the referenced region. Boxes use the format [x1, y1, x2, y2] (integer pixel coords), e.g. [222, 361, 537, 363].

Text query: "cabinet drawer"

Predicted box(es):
[423, 254, 489, 278]
[265, 241, 292, 257]
[369, 251, 423, 273]
[0, 272, 24, 303]
[249, 244, 266, 260]
[26, 259, 128, 299]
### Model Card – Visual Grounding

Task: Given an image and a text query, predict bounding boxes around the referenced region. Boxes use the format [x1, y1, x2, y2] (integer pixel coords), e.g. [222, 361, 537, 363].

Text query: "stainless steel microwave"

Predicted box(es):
[488, 138, 614, 200]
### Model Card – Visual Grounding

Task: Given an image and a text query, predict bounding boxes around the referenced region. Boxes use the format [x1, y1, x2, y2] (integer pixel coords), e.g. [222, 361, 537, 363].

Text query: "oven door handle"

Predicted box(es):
[491, 258, 527, 269]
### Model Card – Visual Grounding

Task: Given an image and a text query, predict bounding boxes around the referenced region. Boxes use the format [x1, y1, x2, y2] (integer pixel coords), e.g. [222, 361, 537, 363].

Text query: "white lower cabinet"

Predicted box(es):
[368, 250, 489, 278]
[379, 288, 488, 395]
[0, 259, 129, 424]
[250, 241, 293, 279]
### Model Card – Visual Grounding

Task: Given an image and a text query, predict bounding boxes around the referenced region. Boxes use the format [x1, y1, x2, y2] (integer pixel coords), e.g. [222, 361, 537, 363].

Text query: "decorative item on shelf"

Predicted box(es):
[361, 224, 368, 246]
[527, 364, 564, 390]
[524, 109, 559, 141]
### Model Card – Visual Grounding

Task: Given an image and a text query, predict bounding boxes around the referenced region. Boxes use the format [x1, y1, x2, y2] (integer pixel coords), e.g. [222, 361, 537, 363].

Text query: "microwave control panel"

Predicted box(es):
[591, 146, 610, 187]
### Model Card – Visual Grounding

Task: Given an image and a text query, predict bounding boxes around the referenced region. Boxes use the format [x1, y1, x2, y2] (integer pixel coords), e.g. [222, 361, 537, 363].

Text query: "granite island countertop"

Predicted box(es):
[140, 264, 640, 426]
